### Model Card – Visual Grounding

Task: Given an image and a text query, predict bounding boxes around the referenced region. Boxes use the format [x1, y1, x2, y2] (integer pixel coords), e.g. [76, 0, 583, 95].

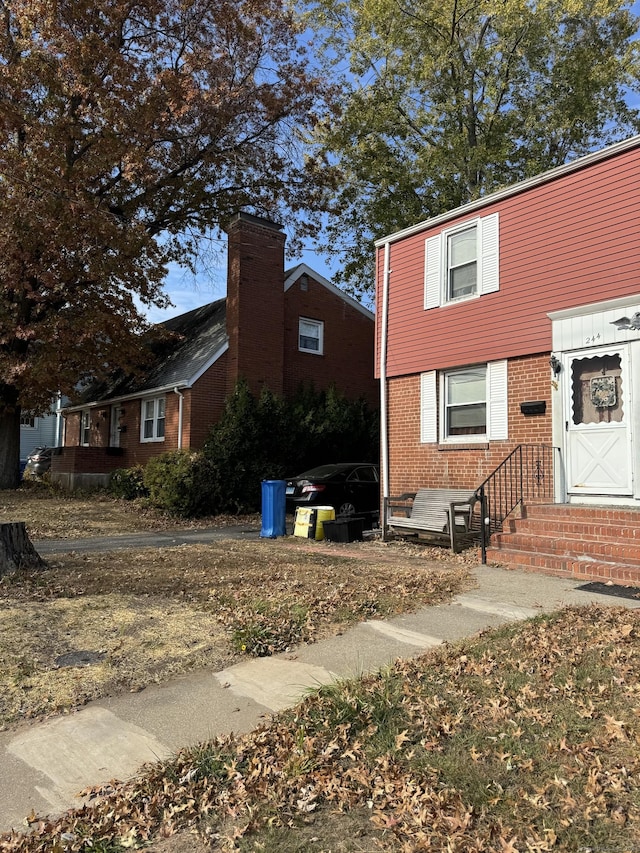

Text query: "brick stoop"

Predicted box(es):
[485, 503, 640, 586]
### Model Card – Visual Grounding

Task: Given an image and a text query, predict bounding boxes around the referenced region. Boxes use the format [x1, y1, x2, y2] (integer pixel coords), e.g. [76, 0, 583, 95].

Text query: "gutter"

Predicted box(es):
[63, 381, 190, 413]
[374, 134, 640, 248]
[380, 242, 391, 537]
[174, 387, 184, 449]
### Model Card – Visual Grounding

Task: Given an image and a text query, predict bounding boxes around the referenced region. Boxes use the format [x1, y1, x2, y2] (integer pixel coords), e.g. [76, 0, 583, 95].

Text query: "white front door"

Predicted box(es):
[564, 346, 633, 496]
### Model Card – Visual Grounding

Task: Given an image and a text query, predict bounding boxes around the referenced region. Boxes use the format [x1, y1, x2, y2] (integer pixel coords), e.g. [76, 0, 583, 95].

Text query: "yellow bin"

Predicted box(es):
[294, 506, 335, 540]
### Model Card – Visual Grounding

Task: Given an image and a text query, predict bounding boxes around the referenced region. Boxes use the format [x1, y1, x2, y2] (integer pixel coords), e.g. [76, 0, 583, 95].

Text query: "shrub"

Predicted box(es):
[109, 465, 148, 500]
[142, 450, 215, 517]
[201, 380, 379, 514]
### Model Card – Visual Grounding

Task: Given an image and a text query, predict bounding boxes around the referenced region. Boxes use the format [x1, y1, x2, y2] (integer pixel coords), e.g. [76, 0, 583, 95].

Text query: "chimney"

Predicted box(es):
[225, 213, 286, 397]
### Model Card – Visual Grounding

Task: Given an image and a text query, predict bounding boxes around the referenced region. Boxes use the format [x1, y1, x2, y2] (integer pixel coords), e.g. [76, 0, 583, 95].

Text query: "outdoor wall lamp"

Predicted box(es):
[549, 354, 562, 375]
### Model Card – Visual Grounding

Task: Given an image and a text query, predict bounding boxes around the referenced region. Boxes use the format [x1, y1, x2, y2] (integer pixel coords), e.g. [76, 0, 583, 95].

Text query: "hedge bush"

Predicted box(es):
[114, 381, 379, 518]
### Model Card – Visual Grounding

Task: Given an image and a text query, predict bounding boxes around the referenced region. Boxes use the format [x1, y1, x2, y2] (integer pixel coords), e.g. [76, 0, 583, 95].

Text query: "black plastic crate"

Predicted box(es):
[323, 517, 365, 543]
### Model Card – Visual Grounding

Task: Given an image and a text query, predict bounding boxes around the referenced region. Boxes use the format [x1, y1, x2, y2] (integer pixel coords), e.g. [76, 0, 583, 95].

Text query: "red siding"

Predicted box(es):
[387, 354, 551, 496]
[377, 143, 640, 378]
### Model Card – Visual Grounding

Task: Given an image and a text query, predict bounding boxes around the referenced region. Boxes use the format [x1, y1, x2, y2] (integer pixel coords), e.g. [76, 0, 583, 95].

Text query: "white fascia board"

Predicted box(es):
[63, 381, 190, 413]
[187, 340, 229, 385]
[375, 135, 640, 248]
[548, 293, 640, 321]
[284, 262, 375, 320]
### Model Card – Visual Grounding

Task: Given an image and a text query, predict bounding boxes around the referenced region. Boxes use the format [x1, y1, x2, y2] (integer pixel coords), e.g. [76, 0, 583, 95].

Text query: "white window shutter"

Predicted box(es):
[424, 235, 442, 309]
[479, 213, 499, 295]
[420, 371, 437, 443]
[487, 360, 508, 440]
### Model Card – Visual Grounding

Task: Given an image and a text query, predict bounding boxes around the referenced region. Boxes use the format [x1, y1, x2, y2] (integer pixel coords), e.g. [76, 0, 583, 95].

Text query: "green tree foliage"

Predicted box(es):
[304, 0, 640, 294]
[0, 0, 338, 488]
[133, 380, 379, 517]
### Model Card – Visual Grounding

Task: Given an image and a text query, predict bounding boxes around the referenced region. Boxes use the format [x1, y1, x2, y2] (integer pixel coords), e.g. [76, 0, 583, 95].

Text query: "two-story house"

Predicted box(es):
[376, 135, 640, 584]
[55, 213, 377, 489]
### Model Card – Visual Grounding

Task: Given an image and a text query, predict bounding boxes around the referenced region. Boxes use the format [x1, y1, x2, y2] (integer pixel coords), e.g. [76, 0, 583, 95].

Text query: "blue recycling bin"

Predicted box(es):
[260, 479, 286, 538]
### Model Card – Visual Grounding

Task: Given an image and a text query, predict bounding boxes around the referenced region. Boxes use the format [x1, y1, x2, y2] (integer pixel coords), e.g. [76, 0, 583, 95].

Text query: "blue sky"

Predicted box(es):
[146, 2, 640, 324]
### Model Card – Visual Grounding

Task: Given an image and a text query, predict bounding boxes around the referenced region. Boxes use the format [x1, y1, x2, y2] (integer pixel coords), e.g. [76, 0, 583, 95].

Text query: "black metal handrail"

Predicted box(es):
[476, 444, 559, 563]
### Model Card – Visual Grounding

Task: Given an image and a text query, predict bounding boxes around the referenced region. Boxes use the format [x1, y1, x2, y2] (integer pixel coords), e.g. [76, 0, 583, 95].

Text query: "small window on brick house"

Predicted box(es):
[80, 410, 91, 446]
[299, 318, 324, 355]
[141, 396, 166, 442]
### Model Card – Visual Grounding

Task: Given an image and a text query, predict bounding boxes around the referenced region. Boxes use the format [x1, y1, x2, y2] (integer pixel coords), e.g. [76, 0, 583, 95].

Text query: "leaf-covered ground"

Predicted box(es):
[0, 538, 472, 727]
[0, 487, 248, 540]
[1, 606, 639, 852]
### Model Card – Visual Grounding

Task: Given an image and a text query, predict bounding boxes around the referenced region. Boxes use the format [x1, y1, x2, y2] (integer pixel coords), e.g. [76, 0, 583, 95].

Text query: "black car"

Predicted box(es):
[23, 446, 54, 479]
[286, 462, 380, 520]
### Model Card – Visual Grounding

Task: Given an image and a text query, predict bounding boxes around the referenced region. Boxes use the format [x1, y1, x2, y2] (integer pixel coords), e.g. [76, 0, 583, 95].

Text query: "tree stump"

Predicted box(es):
[0, 522, 46, 577]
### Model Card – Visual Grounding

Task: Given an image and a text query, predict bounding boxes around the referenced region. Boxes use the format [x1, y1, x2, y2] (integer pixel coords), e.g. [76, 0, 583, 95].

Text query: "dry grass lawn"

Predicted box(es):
[0, 488, 474, 729]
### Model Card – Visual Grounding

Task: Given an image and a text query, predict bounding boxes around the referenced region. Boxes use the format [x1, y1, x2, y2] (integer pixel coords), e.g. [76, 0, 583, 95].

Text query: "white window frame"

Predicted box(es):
[20, 414, 37, 429]
[445, 222, 479, 302]
[80, 410, 91, 446]
[420, 360, 508, 444]
[298, 317, 324, 355]
[141, 396, 166, 442]
[424, 212, 499, 309]
[440, 365, 488, 443]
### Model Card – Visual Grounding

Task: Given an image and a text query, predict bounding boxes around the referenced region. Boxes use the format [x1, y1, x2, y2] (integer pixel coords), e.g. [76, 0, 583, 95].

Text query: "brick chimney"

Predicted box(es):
[225, 213, 286, 397]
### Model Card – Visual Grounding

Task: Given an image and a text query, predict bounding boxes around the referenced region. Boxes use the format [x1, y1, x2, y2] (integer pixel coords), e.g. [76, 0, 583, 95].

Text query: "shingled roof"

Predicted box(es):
[73, 298, 227, 407]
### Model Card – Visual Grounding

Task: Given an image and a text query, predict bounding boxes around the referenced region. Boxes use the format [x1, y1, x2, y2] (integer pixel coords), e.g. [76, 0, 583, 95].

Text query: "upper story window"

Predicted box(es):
[20, 414, 37, 429]
[299, 318, 324, 355]
[447, 226, 477, 300]
[141, 396, 166, 442]
[425, 212, 499, 309]
[80, 410, 91, 446]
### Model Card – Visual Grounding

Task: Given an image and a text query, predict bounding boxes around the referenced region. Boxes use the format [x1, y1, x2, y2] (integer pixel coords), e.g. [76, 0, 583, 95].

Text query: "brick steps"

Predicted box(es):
[485, 503, 640, 586]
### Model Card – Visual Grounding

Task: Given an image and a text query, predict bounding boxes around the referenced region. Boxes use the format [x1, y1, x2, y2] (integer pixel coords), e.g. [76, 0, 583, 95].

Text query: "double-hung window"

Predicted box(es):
[447, 226, 478, 300]
[425, 212, 499, 309]
[420, 361, 508, 444]
[299, 318, 324, 354]
[80, 410, 91, 446]
[141, 396, 166, 442]
[444, 367, 487, 437]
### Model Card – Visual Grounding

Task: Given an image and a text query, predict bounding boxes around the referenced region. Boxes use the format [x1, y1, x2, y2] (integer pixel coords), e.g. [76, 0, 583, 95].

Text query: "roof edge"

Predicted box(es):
[284, 263, 375, 320]
[375, 134, 640, 248]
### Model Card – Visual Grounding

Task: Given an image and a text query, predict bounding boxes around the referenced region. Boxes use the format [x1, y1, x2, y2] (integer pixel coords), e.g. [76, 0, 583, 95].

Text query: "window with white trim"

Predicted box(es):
[141, 396, 166, 441]
[420, 360, 508, 444]
[80, 410, 91, 446]
[20, 414, 37, 428]
[443, 366, 487, 438]
[425, 212, 499, 309]
[299, 318, 324, 354]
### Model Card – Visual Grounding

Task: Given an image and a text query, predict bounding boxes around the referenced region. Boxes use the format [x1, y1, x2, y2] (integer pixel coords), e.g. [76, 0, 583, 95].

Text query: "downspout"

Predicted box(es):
[380, 242, 391, 539]
[174, 387, 184, 449]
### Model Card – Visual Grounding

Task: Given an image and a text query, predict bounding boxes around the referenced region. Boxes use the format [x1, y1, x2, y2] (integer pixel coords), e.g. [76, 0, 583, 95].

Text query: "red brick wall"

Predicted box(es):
[225, 213, 286, 398]
[189, 352, 230, 448]
[283, 274, 378, 407]
[386, 353, 552, 495]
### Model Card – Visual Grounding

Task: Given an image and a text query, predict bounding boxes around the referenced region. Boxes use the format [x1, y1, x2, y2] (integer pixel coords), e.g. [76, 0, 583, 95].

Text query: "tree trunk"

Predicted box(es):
[0, 386, 21, 490]
[0, 522, 46, 577]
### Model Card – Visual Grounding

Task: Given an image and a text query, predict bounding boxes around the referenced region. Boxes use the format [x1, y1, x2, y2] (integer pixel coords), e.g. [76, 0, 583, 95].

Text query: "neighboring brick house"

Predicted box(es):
[56, 213, 377, 489]
[376, 135, 640, 583]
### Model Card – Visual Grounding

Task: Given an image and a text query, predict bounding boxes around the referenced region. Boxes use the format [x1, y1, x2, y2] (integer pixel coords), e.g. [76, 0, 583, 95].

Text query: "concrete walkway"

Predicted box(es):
[1, 548, 639, 834]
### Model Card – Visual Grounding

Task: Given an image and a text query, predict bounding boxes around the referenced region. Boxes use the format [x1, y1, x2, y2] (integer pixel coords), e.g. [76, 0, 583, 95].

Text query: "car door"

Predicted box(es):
[344, 466, 380, 513]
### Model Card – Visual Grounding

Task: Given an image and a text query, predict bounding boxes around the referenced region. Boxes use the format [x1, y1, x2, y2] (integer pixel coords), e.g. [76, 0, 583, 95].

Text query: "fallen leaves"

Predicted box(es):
[3, 605, 639, 853]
